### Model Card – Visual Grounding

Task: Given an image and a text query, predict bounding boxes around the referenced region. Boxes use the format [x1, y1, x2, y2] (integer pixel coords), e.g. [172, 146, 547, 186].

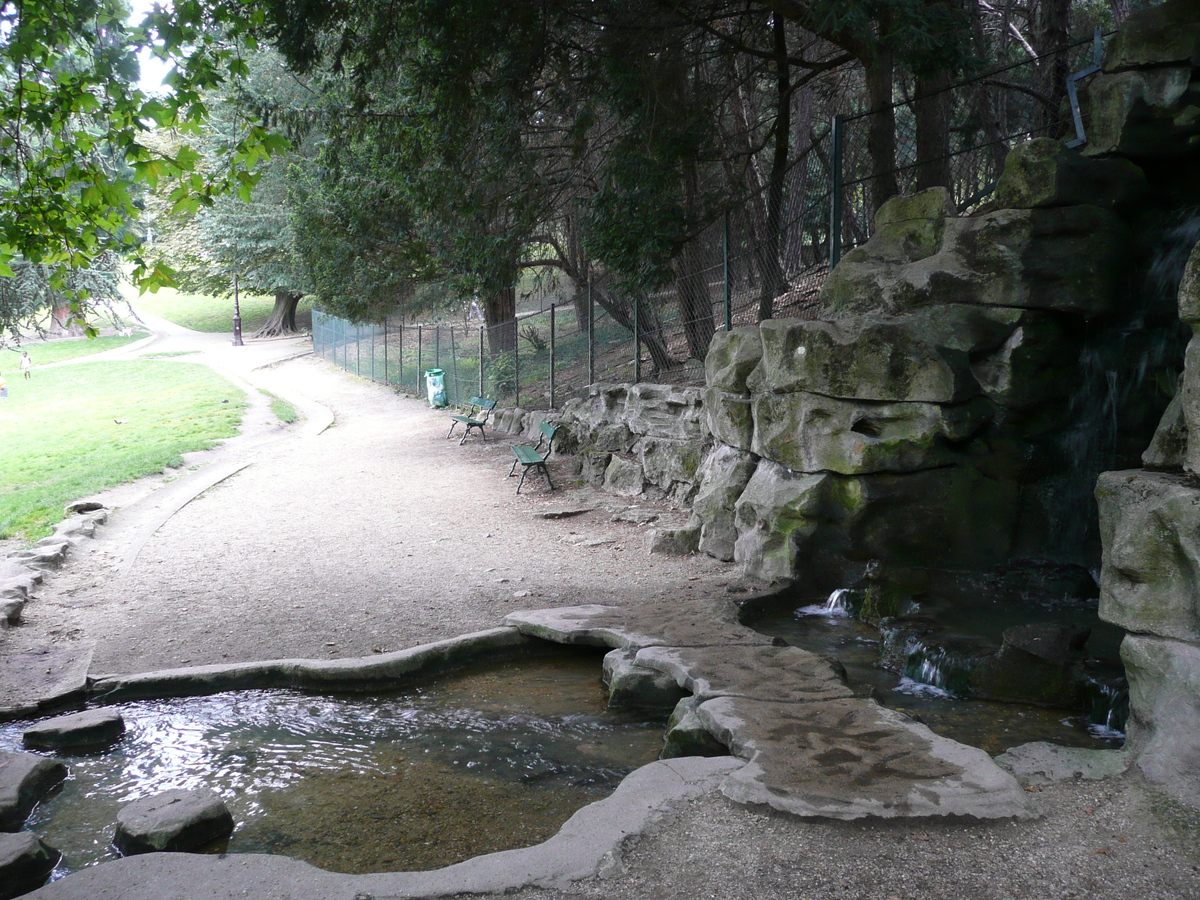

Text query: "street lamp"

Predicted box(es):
[232, 274, 244, 346]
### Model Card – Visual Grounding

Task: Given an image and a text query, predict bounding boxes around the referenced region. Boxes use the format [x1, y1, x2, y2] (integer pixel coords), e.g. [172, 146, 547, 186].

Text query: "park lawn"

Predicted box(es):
[0, 360, 247, 540]
[2, 332, 149, 370]
[130, 285, 313, 334]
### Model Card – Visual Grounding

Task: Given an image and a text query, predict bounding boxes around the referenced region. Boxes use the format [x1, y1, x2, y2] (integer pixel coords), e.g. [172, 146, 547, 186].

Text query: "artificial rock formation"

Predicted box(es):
[558, 383, 709, 507]
[696, 161, 1142, 587]
[1098, 242, 1200, 809]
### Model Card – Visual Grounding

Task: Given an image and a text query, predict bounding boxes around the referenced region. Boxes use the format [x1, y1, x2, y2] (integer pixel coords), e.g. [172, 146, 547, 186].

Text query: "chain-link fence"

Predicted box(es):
[315, 35, 1107, 409]
[832, 33, 1108, 261]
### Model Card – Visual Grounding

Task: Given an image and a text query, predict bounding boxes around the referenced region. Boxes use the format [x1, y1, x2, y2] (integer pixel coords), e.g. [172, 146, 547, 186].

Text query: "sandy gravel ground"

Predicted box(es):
[3, 322, 1199, 899]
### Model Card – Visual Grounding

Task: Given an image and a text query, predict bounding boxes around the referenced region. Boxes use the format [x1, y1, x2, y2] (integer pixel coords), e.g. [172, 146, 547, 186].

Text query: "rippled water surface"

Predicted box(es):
[0, 650, 666, 876]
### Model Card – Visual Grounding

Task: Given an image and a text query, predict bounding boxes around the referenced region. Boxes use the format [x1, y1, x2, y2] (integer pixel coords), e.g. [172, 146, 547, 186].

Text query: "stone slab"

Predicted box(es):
[0, 831, 60, 900]
[994, 741, 1130, 785]
[697, 696, 1031, 820]
[505, 602, 771, 650]
[113, 788, 235, 855]
[0, 643, 95, 720]
[23, 708, 125, 751]
[0, 559, 41, 601]
[634, 644, 855, 703]
[91, 628, 530, 702]
[0, 750, 68, 832]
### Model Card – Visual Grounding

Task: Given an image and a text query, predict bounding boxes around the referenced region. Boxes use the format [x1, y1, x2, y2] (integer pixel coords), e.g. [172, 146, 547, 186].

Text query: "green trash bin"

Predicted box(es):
[425, 368, 447, 408]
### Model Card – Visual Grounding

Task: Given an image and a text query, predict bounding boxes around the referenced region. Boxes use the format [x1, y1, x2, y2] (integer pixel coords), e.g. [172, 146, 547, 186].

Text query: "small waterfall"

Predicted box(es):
[1080, 674, 1129, 739]
[1045, 209, 1200, 563]
[898, 641, 980, 699]
[794, 587, 861, 618]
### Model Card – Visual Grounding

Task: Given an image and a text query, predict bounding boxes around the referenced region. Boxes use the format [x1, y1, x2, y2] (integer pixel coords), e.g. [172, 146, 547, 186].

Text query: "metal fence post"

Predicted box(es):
[370, 324, 376, 381]
[723, 210, 732, 331]
[633, 292, 641, 384]
[549, 303, 556, 409]
[383, 321, 388, 383]
[830, 113, 845, 268]
[514, 328, 521, 407]
[588, 276, 595, 387]
[417, 325, 423, 393]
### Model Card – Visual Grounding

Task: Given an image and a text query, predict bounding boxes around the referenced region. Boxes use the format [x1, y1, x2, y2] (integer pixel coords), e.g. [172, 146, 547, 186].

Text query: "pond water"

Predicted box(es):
[745, 577, 1128, 757]
[1, 649, 666, 878]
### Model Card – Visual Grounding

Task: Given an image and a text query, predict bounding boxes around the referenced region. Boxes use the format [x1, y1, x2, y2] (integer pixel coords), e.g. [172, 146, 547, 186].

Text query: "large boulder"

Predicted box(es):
[1096, 469, 1200, 643]
[820, 205, 1129, 320]
[732, 461, 1017, 584]
[704, 326, 763, 393]
[751, 315, 983, 403]
[1083, 0, 1200, 158]
[622, 384, 708, 442]
[113, 788, 235, 856]
[994, 138, 1148, 210]
[692, 445, 758, 561]
[750, 392, 993, 476]
[867, 187, 955, 263]
[970, 623, 1091, 708]
[1120, 634, 1200, 809]
[1175, 245, 1200, 475]
[703, 386, 755, 450]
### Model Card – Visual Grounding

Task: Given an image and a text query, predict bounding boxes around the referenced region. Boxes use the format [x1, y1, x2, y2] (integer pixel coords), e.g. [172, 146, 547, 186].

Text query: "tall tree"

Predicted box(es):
[0, 0, 287, 338]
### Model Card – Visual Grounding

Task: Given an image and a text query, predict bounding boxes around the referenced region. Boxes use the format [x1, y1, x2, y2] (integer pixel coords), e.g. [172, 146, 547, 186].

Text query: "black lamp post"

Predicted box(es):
[232, 274, 244, 346]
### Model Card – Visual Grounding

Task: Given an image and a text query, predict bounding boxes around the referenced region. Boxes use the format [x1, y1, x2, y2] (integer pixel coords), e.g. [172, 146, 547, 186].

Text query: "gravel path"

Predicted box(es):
[4, 319, 1199, 899]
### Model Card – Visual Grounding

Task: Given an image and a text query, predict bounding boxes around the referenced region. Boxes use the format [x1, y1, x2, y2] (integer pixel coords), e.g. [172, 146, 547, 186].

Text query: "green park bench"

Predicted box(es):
[508, 422, 560, 494]
[446, 397, 497, 445]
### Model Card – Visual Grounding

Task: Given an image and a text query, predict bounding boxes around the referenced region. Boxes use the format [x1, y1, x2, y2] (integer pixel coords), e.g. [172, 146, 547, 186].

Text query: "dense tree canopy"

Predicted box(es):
[1, 0, 1122, 345]
[0, 0, 286, 338]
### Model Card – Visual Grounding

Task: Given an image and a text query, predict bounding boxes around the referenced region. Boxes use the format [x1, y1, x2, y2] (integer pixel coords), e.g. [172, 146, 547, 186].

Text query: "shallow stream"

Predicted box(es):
[1, 649, 665, 878]
[746, 578, 1128, 756]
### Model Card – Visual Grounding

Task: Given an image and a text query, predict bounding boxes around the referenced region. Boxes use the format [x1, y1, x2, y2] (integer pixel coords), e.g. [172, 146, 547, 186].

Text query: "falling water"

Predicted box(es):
[794, 587, 861, 618]
[1080, 673, 1130, 739]
[1044, 209, 1200, 562]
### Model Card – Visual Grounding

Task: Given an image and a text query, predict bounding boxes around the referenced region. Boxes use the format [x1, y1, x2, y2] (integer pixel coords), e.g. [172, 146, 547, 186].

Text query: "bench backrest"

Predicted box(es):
[469, 397, 497, 411]
[537, 422, 560, 455]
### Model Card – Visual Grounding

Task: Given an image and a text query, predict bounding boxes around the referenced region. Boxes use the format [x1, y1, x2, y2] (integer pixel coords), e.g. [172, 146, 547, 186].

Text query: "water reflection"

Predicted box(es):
[0, 650, 666, 876]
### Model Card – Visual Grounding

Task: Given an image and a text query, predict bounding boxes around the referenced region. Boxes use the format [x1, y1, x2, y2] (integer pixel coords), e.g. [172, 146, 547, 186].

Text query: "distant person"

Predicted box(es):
[0, 373, 6, 399]
[19, 351, 31, 379]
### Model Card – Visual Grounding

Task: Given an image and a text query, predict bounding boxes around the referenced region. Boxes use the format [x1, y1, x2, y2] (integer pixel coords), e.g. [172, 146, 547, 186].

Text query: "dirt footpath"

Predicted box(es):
[4, 338, 1199, 900]
[5, 352, 747, 676]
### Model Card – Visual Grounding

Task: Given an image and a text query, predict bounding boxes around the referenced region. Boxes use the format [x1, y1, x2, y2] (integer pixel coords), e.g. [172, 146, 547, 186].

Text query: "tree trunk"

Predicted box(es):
[1036, 0, 1072, 137]
[865, 48, 898, 216]
[677, 159, 715, 360]
[914, 71, 953, 193]
[484, 284, 517, 357]
[253, 291, 302, 338]
[758, 14, 792, 320]
[565, 211, 591, 334]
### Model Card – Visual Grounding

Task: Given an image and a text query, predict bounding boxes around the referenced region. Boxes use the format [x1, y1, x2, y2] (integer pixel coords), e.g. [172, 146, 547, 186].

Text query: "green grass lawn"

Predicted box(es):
[2, 332, 149, 369]
[130, 285, 313, 334]
[0, 360, 247, 540]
